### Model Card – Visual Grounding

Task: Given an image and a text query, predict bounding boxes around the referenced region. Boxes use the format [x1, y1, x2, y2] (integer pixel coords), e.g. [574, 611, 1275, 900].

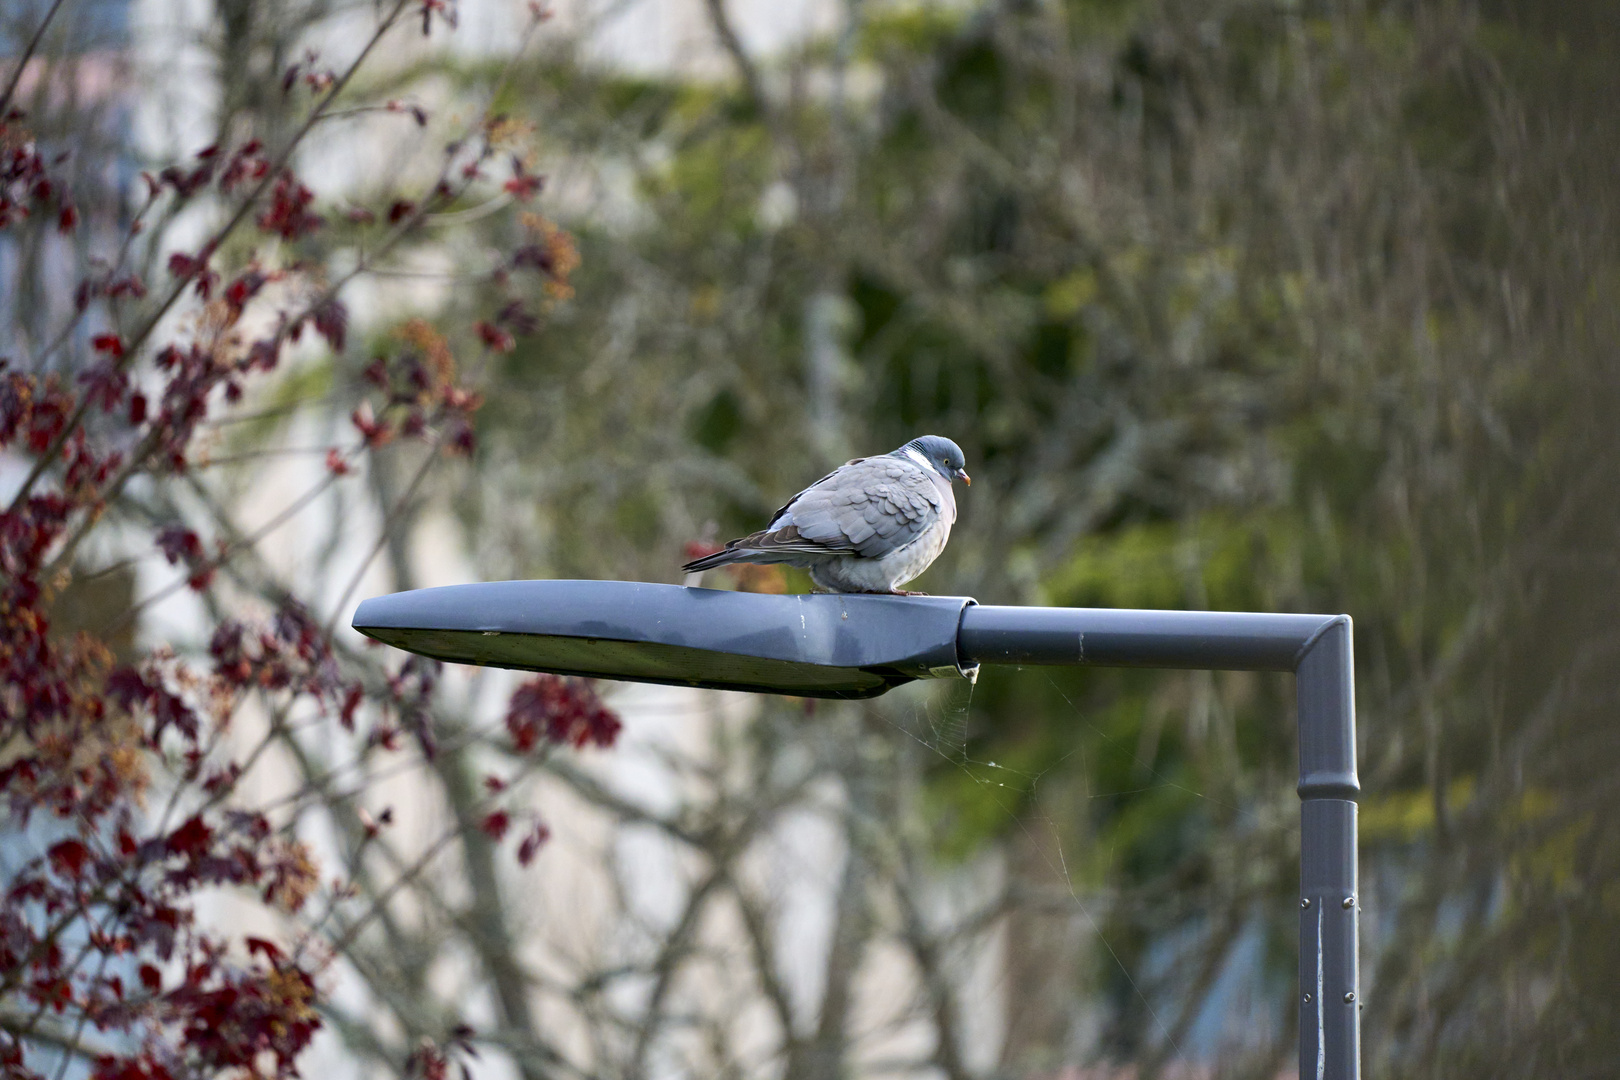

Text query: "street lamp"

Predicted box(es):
[354, 579, 1360, 1080]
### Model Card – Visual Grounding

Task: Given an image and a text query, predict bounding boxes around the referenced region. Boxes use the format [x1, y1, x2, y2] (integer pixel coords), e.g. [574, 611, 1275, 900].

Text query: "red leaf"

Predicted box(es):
[156, 526, 202, 565]
[108, 274, 147, 299]
[325, 448, 352, 476]
[350, 402, 392, 448]
[362, 356, 389, 388]
[517, 822, 551, 866]
[339, 684, 364, 731]
[168, 251, 203, 278]
[407, 1041, 449, 1080]
[48, 839, 92, 879]
[256, 171, 324, 240]
[313, 297, 347, 353]
[166, 815, 213, 857]
[480, 811, 510, 840]
[220, 139, 268, 193]
[139, 964, 162, 993]
[444, 420, 477, 457]
[80, 360, 130, 412]
[503, 158, 543, 202]
[223, 271, 267, 312]
[475, 321, 515, 354]
[166, 249, 219, 298]
[245, 937, 284, 963]
[91, 334, 125, 359]
[58, 203, 79, 233]
[512, 244, 553, 274]
[505, 675, 621, 752]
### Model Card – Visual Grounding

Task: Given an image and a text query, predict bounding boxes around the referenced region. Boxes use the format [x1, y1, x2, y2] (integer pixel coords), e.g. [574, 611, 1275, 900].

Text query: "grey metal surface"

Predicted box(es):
[353, 579, 1360, 1078]
[957, 605, 1339, 671]
[1296, 617, 1360, 800]
[1295, 617, 1361, 1079]
[351, 580, 976, 699]
[1299, 800, 1360, 1080]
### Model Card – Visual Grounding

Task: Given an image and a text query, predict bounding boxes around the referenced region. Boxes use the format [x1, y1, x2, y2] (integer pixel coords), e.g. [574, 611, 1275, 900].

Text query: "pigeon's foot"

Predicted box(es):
[834, 588, 929, 596]
[812, 585, 931, 597]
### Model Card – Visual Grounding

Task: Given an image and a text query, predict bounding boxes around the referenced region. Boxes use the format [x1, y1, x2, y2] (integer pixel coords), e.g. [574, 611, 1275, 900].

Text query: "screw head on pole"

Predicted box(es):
[1301, 897, 1311, 909]
[1342, 895, 1355, 909]
[1344, 991, 1356, 1004]
[1303, 993, 1312, 1003]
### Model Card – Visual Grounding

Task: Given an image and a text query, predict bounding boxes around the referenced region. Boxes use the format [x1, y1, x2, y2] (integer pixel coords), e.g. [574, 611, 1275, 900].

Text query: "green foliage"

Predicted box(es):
[859, 6, 967, 61]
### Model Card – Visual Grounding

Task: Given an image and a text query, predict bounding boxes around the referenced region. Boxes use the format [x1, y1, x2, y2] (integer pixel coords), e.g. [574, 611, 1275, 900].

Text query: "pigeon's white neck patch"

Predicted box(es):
[902, 446, 936, 474]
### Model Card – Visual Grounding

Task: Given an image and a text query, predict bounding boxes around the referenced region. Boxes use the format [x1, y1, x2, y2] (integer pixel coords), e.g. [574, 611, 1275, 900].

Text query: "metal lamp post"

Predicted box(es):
[354, 580, 1359, 1079]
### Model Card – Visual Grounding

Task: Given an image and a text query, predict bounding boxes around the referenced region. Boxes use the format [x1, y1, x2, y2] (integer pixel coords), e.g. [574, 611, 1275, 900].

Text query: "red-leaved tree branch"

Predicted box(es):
[0, 3, 616, 1078]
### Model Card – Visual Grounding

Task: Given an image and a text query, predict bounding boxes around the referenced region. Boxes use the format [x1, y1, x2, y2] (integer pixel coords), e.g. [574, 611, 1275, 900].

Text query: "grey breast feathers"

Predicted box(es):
[746, 455, 950, 561]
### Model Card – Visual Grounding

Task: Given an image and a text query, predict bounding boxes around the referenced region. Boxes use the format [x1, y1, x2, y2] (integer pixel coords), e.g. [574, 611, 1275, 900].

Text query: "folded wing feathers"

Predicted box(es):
[683, 454, 947, 574]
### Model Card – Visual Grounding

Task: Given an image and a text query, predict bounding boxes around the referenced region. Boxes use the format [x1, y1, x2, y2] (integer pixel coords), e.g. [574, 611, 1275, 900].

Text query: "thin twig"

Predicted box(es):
[6, 0, 413, 515]
[0, 0, 67, 118]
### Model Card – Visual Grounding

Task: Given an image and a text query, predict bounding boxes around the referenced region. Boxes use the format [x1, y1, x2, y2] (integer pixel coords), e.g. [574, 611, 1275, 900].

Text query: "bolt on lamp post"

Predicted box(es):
[354, 580, 1360, 1080]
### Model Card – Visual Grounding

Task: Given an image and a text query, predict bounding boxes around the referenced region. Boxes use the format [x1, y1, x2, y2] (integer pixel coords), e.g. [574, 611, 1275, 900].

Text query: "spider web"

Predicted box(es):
[875, 671, 1208, 1069]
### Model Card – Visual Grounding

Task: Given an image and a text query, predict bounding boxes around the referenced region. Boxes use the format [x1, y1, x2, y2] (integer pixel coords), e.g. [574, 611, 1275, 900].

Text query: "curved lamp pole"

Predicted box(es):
[354, 580, 1359, 1079]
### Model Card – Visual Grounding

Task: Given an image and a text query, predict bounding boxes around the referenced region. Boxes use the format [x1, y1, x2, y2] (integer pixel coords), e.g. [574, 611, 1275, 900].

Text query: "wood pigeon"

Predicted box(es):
[682, 436, 970, 594]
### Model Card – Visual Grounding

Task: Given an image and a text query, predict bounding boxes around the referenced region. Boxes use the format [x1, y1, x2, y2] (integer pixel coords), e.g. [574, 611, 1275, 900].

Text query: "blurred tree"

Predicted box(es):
[10, 0, 1610, 1074]
[1, 3, 616, 1079]
[443, 0, 1620, 1075]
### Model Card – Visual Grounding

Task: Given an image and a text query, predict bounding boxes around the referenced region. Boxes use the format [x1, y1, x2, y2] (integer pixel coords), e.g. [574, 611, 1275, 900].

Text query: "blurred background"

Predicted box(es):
[4, 0, 1618, 1076]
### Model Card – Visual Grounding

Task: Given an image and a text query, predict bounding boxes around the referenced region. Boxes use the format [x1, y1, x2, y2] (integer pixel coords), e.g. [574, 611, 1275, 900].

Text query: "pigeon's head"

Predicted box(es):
[900, 435, 971, 486]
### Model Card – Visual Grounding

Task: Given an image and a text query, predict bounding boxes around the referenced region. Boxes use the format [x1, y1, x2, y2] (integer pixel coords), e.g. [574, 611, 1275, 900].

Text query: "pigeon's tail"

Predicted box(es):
[683, 535, 811, 573]
[682, 546, 753, 574]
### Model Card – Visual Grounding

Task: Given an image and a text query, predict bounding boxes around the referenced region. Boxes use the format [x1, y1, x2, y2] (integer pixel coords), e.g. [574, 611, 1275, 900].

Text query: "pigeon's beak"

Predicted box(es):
[955, 468, 971, 486]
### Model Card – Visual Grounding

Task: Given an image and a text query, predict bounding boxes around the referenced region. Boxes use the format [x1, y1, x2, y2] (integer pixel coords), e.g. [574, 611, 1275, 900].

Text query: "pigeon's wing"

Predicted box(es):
[762, 456, 867, 529]
[744, 456, 946, 559]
